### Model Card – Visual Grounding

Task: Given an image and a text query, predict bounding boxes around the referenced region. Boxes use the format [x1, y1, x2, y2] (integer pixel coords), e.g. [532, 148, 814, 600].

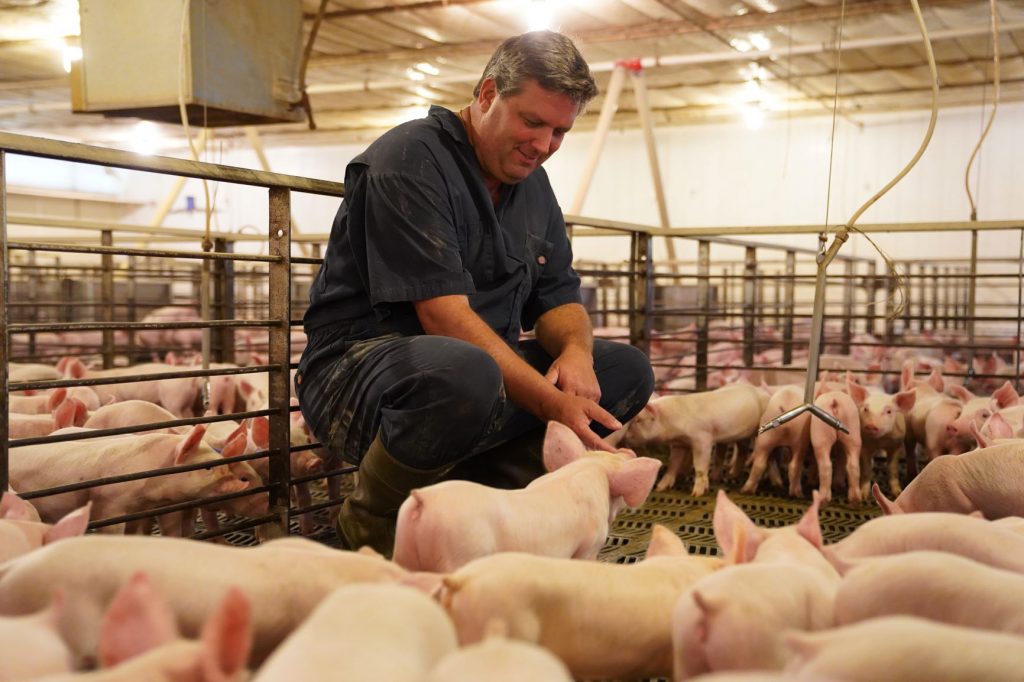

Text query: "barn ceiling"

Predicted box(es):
[0, 0, 1020, 152]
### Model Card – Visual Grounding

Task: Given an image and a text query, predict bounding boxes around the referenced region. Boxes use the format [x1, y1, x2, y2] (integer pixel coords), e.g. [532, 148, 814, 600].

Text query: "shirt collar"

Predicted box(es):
[431, 105, 472, 147]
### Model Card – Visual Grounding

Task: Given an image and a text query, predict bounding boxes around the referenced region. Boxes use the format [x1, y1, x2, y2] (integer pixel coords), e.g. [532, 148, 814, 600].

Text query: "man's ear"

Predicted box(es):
[478, 77, 498, 112]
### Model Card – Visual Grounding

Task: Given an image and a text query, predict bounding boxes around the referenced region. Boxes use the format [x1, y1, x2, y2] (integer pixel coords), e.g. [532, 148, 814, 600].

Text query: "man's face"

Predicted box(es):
[473, 77, 580, 187]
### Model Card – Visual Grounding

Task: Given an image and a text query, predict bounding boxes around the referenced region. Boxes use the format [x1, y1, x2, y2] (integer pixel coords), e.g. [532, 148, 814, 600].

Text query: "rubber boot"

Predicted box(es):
[443, 428, 547, 490]
[336, 433, 449, 557]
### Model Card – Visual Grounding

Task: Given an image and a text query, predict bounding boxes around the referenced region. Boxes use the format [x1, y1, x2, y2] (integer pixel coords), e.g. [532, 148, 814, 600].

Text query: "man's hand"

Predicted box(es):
[544, 392, 621, 452]
[544, 346, 601, 401]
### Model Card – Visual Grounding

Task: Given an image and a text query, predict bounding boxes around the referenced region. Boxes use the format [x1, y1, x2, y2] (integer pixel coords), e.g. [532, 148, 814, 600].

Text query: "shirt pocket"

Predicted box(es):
[458, 219, 495, 284]
[524, 233, 554, 287]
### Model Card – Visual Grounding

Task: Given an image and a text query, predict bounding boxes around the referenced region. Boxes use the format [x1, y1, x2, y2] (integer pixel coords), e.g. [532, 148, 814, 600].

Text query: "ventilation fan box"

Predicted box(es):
[71, 0, 306, 127]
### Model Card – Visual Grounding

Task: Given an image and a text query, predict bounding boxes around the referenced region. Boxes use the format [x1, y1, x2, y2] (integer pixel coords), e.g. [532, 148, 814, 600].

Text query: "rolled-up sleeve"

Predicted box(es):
[521, 205, 582, 331]
[359, 170, 476, 307]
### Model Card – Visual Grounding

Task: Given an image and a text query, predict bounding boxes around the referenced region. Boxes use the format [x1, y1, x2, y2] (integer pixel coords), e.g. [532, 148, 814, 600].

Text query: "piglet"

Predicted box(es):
[422, 623, 573, 682]
[848, 381, 915, 496]
[441, 525, 723, 680]
[0, 593, 72, 680]
[252, 583, 457, 682]
[621, 384, 768, 496]
[393, 421, 660, 572]
[835, 551, 1024, 635]
[809, 388, 862, 505]
[0, 493, 91, 564]
[742, 385, 810, 497]
[784, 616, 1024, 681]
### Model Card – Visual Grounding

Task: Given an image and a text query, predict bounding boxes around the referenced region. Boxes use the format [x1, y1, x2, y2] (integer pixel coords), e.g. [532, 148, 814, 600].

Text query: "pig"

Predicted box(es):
[900, 362, 946, 477]
[35, 573, 252, 682]
[8, 425, 257, 535]
[809, 388, 863, 504]
[0, 594, 72, 680]
[0, 535, 409, 668]
[784, 616, 1024, 681]
[742, 385, 811, 498]
[834, 551, 1024, 635]
[422, 624, 573, 682]
[847, 380, 915, 497]
[252, 583, 457, 682]
[819, 511, 1024, 574]
[9, 386, 72, 415]
[441, 524, 723, 680]
[946, 381, 1019, 443]
[982, 404, 1024, 438]
[2, 487, 40, 521]
[392, 421, 660, 572]
[870, 440, 1024, 518]
[60, 357, 201, 418]
[620, 384, 769, 496]
[672, 491, 839, 679]
[9, 396, 88, 440]
[83, 400, 189, 435]
[9, 361, 62, 383]
[0, 493, 91, 564]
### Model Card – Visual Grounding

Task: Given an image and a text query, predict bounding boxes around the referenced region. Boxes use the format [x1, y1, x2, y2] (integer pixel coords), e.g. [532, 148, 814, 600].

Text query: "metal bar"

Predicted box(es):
[743, 247, 756, 366]
[565, 216, 1024, 237]
[11, 319, 276, 334]
[214, 238, 236, 364]
[941, 265, 950, 329]
[968, 231, 978, 371]
[266, 186, 293, 539]
[867, 261, 879, 336]
[885, 271, 896, 343]
[0, 150, 8, 492]
[11, 365, 271, 393]
[0, 132, 345, 197]
[7, 242, 280, 262]
[696, 241, 710, 391]
[783, 251, 796, 364]
[628, 231, 653, 355]
[100, 230, 114, 368]
[930, 266, 939, 331]
[841, 259, 854, 353]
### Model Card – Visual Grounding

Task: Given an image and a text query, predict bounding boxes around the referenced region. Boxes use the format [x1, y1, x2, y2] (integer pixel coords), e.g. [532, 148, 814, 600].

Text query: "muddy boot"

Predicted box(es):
[336, 434, 448, 557]
[443, 428, 547, 490]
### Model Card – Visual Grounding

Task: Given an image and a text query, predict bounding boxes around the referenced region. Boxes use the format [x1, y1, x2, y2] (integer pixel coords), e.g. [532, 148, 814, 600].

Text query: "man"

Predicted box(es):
[296, 30, 654, 555]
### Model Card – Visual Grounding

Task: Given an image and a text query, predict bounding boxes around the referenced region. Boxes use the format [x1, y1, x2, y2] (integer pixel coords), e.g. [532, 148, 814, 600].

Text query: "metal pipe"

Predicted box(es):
[0, 151, 8, 492]
[696, 240, 710, 391]
[569, 65, 626, 216]
[266, 186, 293, 539]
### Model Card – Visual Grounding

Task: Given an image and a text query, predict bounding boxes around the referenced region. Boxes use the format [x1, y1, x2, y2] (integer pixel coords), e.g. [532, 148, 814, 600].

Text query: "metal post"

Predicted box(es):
[721, 267, 730, 332]
[915, 263, 926, 332]
[101, 230, 114, 368]
[868, 261, 879, 336]
[841, 259, 854, 353]
[628, 231, 653, 356]
[902, 261, 912, 334]
[213, 238, 235, 363]
[0, 152, 9, 491]
[783, 251, 796, 364]
[696, 241, 710, 391]
[126, 255, 137, 360]
[885, 272, 896, 343]
[930, 265, 939, 332]
[773, 269, 782, 331]
[742, 247, 756, 367]
[941, 266, 950, 329]
[266, 187, 293, 539]
[27, 250, 37, 358]
[967, 232, 978, 371]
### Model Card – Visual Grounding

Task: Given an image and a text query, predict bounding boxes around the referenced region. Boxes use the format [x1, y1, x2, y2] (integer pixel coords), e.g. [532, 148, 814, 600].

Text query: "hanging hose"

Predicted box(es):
[964, 0, 1001, 222]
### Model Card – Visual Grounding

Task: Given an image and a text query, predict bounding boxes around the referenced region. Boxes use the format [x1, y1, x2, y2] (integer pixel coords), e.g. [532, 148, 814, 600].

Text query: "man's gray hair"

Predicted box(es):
[473, 31, 598, 110]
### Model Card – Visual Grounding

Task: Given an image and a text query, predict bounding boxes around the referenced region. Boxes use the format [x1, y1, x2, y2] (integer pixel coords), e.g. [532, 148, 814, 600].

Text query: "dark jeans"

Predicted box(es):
[295, 336, 654, 471]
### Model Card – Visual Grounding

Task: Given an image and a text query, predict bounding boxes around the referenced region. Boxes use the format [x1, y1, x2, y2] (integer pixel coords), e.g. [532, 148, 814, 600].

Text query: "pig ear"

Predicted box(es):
[0, 491, 36, 520]
[44, 502, 92, 543]
[893, 390, 916, 413]
[992, 381, 1019, 409]
[986, 413, 1014, 440]
[900, 360, 914, 390]
[795, 491, 824, 549]
[174, 425, 208, 465]
[52, 398, 80, 430]
[98, 572, 180, 668]
[871, 483, 900, 514]
[969, 420, 989, 449]
[164, 351, 178, 366]
[45, 387, 68, 411]
[251, 417, 270, 450]
[712, 490, 764, 564]
[220, 432, 248, 460]
[608, 457, 661, 508]
[926, 369, 944, 392]
[542, 421, 585, 472]
[846, 380, 868, 407]
[645, 524, 687, 558]
[238, 380, 256, 399]
[199, 587, 252, 682]
[947, 384, 972, 402]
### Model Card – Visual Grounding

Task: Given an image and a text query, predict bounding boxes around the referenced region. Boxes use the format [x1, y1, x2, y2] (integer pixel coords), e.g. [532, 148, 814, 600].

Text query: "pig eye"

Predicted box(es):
[884, 408, 892, 415]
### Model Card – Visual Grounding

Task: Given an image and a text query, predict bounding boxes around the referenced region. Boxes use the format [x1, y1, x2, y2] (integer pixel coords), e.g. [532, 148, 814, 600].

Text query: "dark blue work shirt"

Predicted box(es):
[301, 106, 581, 374]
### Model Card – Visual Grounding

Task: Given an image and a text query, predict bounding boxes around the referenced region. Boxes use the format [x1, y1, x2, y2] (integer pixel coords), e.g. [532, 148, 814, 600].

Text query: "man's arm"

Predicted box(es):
[413, 295, 620, 450]
[533, 302, 601, 402]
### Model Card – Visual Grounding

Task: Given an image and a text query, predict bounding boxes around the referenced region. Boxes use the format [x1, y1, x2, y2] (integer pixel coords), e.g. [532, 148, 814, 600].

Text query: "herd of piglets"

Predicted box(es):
[7, 348, 325, 537]
[5, 406, 1024, 681]
[615, 355, 1024, 512]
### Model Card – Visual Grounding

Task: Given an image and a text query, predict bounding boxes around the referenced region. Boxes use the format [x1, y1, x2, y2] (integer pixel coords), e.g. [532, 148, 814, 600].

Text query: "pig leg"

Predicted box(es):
[887, 445, 904, 496]
[656, 443, 691, 492]
[200, 508, 229, 544]
[858, 449, 874, 501]
[767, 459, 784, 489]
[157, 512, 185, 537]
[710, 444, 727, 484]
[727, 440, 749, 480]
[294, 481, 316, 535]
[811, 438, 834, 505]
[842, 438, 862, 505]
[741, 435, 777, 495]
[903, 431, 919, 481]
[788, 441, 809, 498]
[690, 433, 715, 497]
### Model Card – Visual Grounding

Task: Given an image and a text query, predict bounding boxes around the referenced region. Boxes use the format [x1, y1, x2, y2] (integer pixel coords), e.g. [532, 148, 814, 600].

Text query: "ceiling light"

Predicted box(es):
[127, 121, 163, 156]
[742, 104, 765, 130]
[405, 68, 425, 81]
[525, 0, 555, 31]
[749, 33, 772, 51]
[415, 62, 440, 76]
[729, 38, 752, 53]
[62, 44, 82, 73]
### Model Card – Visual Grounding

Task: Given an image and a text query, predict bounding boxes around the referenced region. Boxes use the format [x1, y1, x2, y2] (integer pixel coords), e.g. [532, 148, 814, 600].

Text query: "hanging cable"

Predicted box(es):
[964, 0, 1001, 222]
[822, 0, 847, 239]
